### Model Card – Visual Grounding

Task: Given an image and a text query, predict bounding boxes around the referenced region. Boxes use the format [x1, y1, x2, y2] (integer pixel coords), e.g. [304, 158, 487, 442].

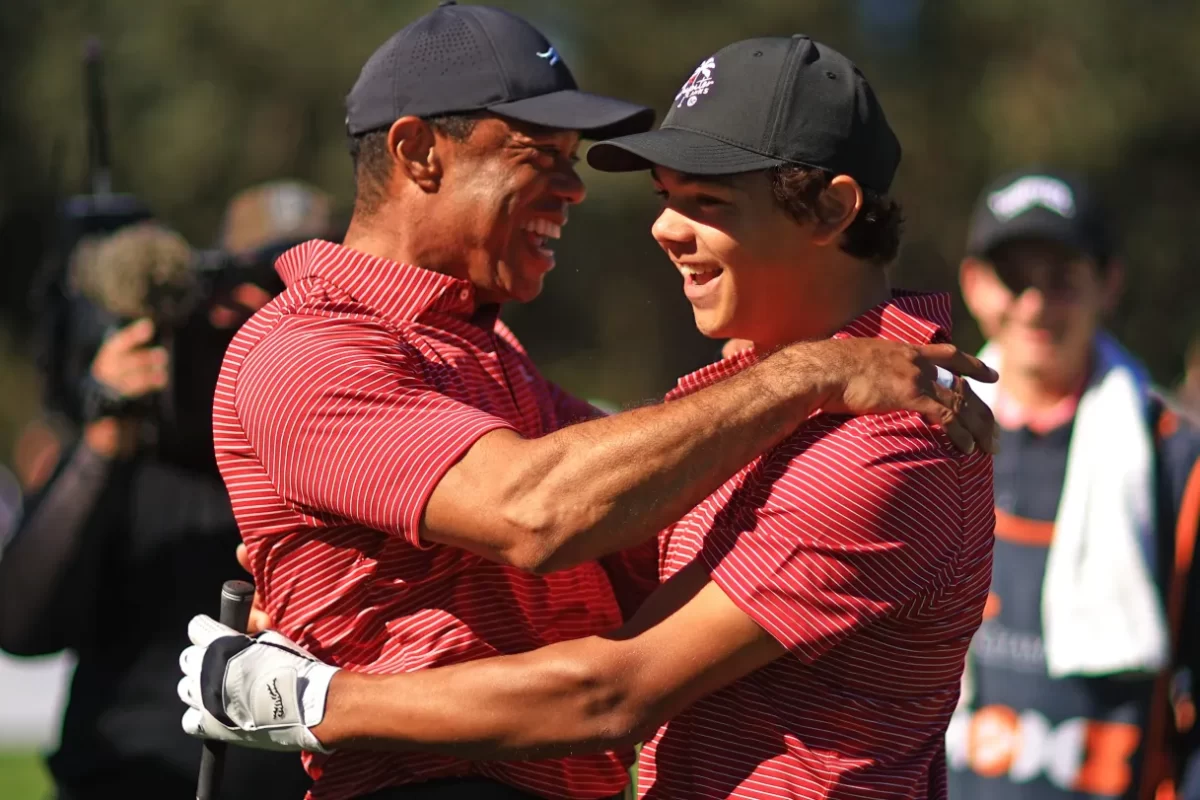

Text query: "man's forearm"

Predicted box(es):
[314, 637, 648, 760]
[430, 342, 840, 572]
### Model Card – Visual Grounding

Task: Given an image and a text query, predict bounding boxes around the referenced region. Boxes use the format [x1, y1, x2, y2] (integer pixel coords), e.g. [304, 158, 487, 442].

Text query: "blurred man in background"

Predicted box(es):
[219, 179, 339, 269]
[0, 183, 335, 799]
[947, 169, 1200, 800]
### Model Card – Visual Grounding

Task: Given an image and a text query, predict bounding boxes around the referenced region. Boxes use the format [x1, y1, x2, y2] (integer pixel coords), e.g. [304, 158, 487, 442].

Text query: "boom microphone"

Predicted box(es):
[84, 36, 112, 197]
[69, 221, 200, 327]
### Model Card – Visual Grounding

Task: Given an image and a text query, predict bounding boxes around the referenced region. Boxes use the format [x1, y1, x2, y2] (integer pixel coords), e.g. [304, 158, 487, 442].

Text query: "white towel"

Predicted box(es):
[970, 333, 1168, 679]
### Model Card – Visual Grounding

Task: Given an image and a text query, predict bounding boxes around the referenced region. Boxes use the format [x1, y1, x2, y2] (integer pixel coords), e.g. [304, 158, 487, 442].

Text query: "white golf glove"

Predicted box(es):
[178, 614, 339, 753]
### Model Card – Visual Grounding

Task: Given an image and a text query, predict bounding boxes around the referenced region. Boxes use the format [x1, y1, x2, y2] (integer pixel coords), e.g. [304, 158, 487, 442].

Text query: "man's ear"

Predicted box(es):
[810, 175, 863, 246]
[387, 116, 443, 192]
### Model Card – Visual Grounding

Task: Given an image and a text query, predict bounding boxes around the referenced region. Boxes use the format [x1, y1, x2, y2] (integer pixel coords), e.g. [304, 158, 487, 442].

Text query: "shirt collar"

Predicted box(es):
[667, 291, 953, 401]
[275, 239, 478, 326]
[993, 387, 1082, 434]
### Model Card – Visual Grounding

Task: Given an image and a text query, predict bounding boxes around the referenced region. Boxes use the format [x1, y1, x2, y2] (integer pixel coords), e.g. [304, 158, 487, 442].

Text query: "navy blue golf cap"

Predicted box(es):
[346, 1, 654, 140]
[966, 169, 1114, 264]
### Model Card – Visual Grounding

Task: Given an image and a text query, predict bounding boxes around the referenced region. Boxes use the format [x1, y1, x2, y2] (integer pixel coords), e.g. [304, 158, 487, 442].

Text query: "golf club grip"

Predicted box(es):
[195, 580, 256, 800]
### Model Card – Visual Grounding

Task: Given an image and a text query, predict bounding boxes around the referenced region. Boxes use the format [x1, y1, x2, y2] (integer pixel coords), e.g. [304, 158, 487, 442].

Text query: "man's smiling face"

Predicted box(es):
[435, 116, 585, 305]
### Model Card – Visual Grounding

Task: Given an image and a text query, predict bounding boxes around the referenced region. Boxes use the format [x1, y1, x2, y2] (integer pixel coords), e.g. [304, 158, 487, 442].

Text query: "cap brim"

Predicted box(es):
[587, 127, 787, 174]
[490, 90, 655, 141]
[970, 212, 1092, 259]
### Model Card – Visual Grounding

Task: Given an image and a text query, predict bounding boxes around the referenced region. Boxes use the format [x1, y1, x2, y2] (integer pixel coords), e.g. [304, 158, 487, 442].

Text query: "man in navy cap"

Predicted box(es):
[944, 169, 1200, 800]
[181, 29, 998, 800]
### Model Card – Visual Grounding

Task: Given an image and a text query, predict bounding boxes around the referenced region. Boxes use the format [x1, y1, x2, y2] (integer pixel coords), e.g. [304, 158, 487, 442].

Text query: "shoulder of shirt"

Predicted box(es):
[251, 276, 418, 343]
[754, 410, 962, 489]
[232, 293, 420, 392]
[253, 275, 409, 332]
[777, 409, 954, 454]
[696, 410, 970, 564]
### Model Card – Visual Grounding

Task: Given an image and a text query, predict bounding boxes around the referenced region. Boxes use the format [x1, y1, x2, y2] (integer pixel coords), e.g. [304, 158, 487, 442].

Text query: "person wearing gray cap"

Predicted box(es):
[947, 168, 1200, 800]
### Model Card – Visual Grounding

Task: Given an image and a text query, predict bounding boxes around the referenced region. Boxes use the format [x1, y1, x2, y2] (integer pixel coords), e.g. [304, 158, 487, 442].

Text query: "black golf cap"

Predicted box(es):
[345, 1, 654, 140]
[587, 36, 901, 192]
[967, 169, 1114, 263]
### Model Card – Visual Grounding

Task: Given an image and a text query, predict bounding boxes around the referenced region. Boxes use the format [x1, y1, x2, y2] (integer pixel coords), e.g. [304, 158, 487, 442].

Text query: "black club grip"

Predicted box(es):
[195, 580, 256, 800]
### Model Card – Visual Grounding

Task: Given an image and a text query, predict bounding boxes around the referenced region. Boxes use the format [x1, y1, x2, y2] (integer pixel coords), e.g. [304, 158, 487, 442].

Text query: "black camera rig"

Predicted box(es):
[32, 39, 279, 446]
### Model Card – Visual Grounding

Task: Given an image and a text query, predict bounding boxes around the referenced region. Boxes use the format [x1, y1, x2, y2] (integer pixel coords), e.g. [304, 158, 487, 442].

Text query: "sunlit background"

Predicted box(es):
[3, 0, 1200, 795]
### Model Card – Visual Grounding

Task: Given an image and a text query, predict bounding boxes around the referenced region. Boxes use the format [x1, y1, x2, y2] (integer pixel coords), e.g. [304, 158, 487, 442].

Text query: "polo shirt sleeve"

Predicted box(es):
[698, 414, 965, 662]
[234, 316, 516, 547]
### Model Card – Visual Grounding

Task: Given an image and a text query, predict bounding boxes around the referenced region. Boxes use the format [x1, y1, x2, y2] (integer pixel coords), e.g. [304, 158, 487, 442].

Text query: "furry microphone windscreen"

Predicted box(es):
[69, 221, 200, 325]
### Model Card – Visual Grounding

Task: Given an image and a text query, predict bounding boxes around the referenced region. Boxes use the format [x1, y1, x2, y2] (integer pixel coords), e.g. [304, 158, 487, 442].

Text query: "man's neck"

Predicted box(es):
[343, 210, 482, 306]
[342, 212, 436, 270]
[998, 361, 1091, 412]
[994, 358, 1091, 433]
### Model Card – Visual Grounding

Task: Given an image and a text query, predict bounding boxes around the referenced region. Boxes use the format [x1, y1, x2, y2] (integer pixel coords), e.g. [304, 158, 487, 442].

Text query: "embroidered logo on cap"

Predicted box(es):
[537, 47, 560, 66]
[987, 175, 1077, 221]
[675, 57, 716, 108]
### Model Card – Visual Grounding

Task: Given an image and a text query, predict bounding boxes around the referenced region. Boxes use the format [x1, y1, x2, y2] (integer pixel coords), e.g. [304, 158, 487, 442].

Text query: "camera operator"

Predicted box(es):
[0, 218, 316, 799]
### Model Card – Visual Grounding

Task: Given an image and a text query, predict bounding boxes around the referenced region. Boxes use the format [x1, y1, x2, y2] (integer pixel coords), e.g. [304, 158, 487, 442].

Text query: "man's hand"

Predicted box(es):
[796, 339, 997, 455]
[90, 318, 169, 399]
[208, 281, 273, 330]
[178, 614, 338, 753]
[81, 318, 170, 458]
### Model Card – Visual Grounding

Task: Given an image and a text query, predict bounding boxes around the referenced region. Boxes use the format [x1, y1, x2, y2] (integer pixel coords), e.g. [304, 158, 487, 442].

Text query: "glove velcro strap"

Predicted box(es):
[201, 634, 254, 727]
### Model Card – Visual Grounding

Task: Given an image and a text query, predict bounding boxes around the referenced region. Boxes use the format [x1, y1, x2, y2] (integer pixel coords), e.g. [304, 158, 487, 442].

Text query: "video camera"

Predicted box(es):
[33, 39, 282, 462]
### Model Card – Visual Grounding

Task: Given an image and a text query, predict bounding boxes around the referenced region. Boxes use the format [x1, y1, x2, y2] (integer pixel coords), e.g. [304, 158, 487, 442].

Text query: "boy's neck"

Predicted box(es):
[754, 258, 891, 350]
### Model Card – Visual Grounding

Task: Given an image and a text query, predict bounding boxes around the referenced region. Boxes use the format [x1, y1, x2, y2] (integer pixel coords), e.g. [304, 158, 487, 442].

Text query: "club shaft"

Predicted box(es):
[196, 580, 255, 800]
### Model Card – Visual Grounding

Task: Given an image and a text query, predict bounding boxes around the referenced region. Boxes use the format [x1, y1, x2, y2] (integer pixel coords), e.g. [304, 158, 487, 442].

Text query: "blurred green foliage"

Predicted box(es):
[3, 0, 1200, 464]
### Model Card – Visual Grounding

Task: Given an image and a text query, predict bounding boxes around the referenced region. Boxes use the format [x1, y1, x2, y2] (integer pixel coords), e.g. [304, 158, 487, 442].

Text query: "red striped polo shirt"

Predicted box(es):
[212, 240, 632, 800]
[637, 293, 995, 800]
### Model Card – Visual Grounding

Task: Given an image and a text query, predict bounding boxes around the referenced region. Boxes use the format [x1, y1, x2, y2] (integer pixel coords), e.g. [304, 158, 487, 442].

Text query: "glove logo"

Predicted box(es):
[266, 677, 286, 720]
